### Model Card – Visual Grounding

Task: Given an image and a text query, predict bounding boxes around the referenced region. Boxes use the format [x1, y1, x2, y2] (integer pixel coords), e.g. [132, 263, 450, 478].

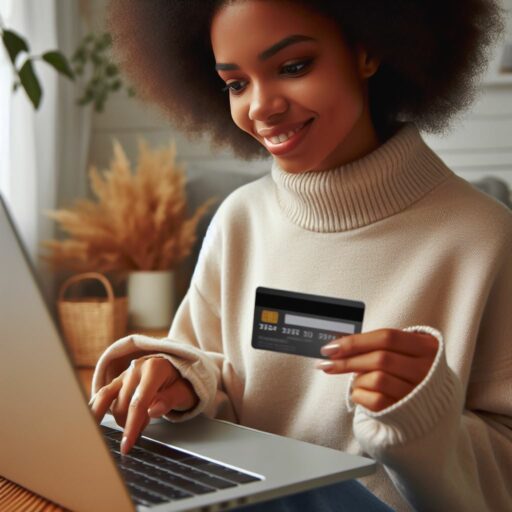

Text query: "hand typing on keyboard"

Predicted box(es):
[89, 356, 199, 455]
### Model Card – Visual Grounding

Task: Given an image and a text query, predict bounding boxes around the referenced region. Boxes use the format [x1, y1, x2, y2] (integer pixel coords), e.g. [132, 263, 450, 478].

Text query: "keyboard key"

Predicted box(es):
[131, 449, 168, 466]
[187, 472, 238, 490]
[128, 474, 191, 501]
[100, 426, 121, 436]
[136, 437, 190, 461]
[142, 465, 214, 495]
[118, 457, 149, 472]
[153, 458, 232, 489]
[147, 479, 192, 500]
[126, 483, 167, 505]
[189, 461, 261, 484]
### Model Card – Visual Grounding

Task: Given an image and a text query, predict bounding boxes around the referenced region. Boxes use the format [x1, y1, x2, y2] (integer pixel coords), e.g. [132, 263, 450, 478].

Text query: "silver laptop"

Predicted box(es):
[0, 194, 375, 512]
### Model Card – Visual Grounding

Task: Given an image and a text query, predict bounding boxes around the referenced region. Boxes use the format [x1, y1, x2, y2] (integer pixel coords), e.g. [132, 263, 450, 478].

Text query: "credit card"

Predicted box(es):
[252, 287, 365, 359]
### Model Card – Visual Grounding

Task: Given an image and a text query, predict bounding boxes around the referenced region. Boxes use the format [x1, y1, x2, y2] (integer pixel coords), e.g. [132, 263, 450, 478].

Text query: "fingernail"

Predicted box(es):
[120, 436, 129, 455]
[148, 401, 167, 418]
[130, 390, 141, 407]
[88, 393, 96, 406]
[320, 343, 340, 356]
[316, 361, 335, 371]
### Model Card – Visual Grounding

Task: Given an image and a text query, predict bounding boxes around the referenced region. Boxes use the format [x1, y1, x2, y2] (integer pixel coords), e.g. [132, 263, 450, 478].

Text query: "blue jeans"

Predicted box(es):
[236, 479, 394, 511]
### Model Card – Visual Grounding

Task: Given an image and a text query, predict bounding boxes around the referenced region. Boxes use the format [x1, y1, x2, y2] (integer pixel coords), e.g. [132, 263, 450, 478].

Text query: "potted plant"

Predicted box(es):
[43, 138, 216, 328]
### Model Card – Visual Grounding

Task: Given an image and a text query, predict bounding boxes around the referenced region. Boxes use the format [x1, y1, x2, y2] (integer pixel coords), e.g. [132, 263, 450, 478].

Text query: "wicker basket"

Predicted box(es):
[58, 272, 128, 367]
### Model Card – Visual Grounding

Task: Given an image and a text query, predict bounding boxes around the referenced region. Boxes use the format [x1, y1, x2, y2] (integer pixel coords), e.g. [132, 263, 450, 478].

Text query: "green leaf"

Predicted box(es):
[105, 63, 118, 77]
[42, 51, 75, 80]
[77, 88, 94, 105]
[95, 100, 105, 112]
[91, 52, 103, 66]
[71, 47, 86, 64]
[101, 32, 112, 46]
[110, 79, 121, 91]
[19, 59, 42, 109]
[2, 29, 29, 65]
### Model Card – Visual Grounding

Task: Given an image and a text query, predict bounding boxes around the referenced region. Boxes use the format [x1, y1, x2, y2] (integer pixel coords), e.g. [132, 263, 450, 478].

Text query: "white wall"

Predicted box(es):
[87, 0, 512, 187]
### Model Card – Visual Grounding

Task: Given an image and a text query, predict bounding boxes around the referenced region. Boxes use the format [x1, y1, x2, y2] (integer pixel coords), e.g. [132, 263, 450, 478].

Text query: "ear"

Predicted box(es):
[357, 47, 380, 79]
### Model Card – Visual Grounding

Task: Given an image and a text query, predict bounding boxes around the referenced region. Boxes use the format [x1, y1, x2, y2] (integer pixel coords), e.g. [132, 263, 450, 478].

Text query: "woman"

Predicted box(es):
[90, 1, 511, 510]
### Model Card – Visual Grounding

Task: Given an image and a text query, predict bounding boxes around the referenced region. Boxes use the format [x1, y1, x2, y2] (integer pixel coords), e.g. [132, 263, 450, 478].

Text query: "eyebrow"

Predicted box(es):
[215, 34, 316, 71]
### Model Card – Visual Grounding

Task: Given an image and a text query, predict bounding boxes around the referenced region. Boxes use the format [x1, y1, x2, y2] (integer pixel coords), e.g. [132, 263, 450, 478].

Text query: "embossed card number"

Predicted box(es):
[252, 287, 365, 359]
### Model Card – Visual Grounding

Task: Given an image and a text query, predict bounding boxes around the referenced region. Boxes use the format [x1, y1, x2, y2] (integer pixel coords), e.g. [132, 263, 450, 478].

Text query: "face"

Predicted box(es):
[211, 0, 380, 173]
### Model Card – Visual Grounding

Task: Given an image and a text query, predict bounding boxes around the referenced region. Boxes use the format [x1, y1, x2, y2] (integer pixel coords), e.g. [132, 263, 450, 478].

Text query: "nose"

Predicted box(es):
[248, 83, 288, 121]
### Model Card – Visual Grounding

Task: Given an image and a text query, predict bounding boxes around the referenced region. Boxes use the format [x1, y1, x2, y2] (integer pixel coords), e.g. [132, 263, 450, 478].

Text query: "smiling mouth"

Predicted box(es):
[263, 118, 314, 146]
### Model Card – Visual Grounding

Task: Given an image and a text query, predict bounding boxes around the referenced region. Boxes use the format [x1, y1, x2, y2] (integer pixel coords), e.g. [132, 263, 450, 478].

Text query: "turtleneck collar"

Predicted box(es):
[271, 124, 452, 233]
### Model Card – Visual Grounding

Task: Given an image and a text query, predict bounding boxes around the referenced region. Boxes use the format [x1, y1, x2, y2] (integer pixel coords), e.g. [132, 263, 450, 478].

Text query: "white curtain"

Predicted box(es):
[0, 0, 90, 276]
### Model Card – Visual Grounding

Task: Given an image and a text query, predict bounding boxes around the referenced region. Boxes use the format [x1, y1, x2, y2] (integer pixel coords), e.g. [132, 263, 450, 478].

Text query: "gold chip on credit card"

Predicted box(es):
[261, 310, 279, 323]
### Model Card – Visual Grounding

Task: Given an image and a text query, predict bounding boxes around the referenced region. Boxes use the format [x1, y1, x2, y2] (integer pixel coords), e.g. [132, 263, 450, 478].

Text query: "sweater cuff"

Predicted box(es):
[91, 334, 217, 422]
[346, 326, 463, 446]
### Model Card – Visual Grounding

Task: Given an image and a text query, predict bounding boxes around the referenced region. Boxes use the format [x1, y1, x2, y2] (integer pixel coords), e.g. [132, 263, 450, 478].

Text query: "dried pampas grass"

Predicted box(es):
[42, 139, 216, 272]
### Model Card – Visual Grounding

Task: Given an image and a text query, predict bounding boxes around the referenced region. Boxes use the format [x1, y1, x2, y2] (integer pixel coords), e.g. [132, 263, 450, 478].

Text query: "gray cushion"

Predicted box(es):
[471, 177, 511, 208]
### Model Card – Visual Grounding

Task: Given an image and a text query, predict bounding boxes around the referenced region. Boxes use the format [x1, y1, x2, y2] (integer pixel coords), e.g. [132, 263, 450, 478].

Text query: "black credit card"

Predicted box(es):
[252, 287, 365, 359]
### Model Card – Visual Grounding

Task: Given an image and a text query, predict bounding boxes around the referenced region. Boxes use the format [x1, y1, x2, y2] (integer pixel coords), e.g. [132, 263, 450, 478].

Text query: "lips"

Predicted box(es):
[259, 118, 315, 156]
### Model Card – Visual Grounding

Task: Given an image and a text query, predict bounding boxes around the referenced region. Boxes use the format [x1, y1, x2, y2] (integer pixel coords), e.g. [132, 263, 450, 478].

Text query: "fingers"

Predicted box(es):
[321, 329, 438, 359]
[316, 329, 439, 410]
[351, 387, 396, 412]
[90, 376, 124, 424]
[317, 349, 432, 384]
[110, 361, 145, 427]
[148, 377, 199, 418]
[89, 357, 198, 455]
[121, 358, 179, 455]
[352, 371, 415, 400]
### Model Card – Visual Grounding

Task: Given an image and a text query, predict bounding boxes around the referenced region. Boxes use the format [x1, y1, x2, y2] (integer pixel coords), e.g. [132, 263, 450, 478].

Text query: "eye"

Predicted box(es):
[222, 80, 248, 95]
[280, 58, 314, 76]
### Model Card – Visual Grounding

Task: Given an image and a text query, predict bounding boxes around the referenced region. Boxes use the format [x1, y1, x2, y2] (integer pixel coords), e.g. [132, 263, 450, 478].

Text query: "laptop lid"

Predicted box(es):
[0, 194, 135, 511]
[0, 194, 375, 511]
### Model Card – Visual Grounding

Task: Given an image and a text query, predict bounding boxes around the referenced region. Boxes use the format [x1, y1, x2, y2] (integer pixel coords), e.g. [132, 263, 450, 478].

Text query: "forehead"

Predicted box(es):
[210, 0, 341, 59]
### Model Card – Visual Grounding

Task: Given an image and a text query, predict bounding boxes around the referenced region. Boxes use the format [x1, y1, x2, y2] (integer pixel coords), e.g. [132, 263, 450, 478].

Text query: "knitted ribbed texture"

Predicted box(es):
[347, 326, 463, 446]
[271, 124, 451, 232]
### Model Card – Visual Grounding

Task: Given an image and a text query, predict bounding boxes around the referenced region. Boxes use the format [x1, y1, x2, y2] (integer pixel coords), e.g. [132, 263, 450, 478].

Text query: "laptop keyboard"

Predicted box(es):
[101, 426, 261, 507]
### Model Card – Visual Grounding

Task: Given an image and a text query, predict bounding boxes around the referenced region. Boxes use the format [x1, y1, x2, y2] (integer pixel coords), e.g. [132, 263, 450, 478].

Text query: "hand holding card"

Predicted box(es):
[316, 329, 439, 412]
[252, 287, 365, 359]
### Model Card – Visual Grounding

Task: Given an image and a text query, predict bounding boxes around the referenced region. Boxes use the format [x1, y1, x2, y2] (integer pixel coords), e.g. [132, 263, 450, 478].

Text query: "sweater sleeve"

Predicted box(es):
[92, 210, 241, 423]
[347, 260, 512, 510]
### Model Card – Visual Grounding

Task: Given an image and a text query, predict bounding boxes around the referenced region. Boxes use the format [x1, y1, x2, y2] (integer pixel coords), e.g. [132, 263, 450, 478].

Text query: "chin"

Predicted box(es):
[273, 157, 317, 174]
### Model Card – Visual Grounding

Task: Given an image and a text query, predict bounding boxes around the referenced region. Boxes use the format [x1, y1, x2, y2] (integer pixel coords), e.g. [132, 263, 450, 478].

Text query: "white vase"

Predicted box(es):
[127, 270, 175, 329]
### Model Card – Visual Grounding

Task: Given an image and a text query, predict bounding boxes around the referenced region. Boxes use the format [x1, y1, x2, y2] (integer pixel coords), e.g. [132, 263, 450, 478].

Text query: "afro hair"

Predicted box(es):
[107, 0, 504, 159]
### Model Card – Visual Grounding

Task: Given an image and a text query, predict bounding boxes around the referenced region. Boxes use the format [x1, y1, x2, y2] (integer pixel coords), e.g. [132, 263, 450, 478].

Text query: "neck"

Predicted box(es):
[271, 124, 453, 232]
[312, 101, 381, 172]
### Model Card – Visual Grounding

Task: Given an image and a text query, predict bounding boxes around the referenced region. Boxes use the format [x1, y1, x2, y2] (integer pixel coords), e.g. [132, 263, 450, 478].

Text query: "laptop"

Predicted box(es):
[0, 194, 375, 512]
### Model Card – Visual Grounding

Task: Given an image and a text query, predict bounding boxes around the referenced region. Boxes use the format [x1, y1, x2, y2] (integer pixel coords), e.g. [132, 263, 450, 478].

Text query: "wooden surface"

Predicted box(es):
[1, 328, 168, 511]
[0, 478, 66, 512]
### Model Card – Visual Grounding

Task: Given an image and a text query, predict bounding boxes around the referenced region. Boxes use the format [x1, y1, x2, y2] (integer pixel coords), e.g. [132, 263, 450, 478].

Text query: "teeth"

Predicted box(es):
[268, 125, 304, 145]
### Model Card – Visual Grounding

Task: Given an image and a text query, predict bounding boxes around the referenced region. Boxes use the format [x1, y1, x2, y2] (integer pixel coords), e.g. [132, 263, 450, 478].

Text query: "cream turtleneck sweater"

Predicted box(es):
[93, 125, 512, 511]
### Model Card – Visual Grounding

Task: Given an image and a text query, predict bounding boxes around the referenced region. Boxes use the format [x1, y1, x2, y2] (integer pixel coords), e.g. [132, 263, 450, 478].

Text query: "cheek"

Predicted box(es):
[321, 84, 365, 131]
[229, 99, 252, 135]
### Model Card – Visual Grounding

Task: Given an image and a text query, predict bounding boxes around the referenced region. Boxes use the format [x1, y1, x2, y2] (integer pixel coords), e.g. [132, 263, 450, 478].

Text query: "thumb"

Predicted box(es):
[147, 378, 198, 418]
[147, 398, 170, 418]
